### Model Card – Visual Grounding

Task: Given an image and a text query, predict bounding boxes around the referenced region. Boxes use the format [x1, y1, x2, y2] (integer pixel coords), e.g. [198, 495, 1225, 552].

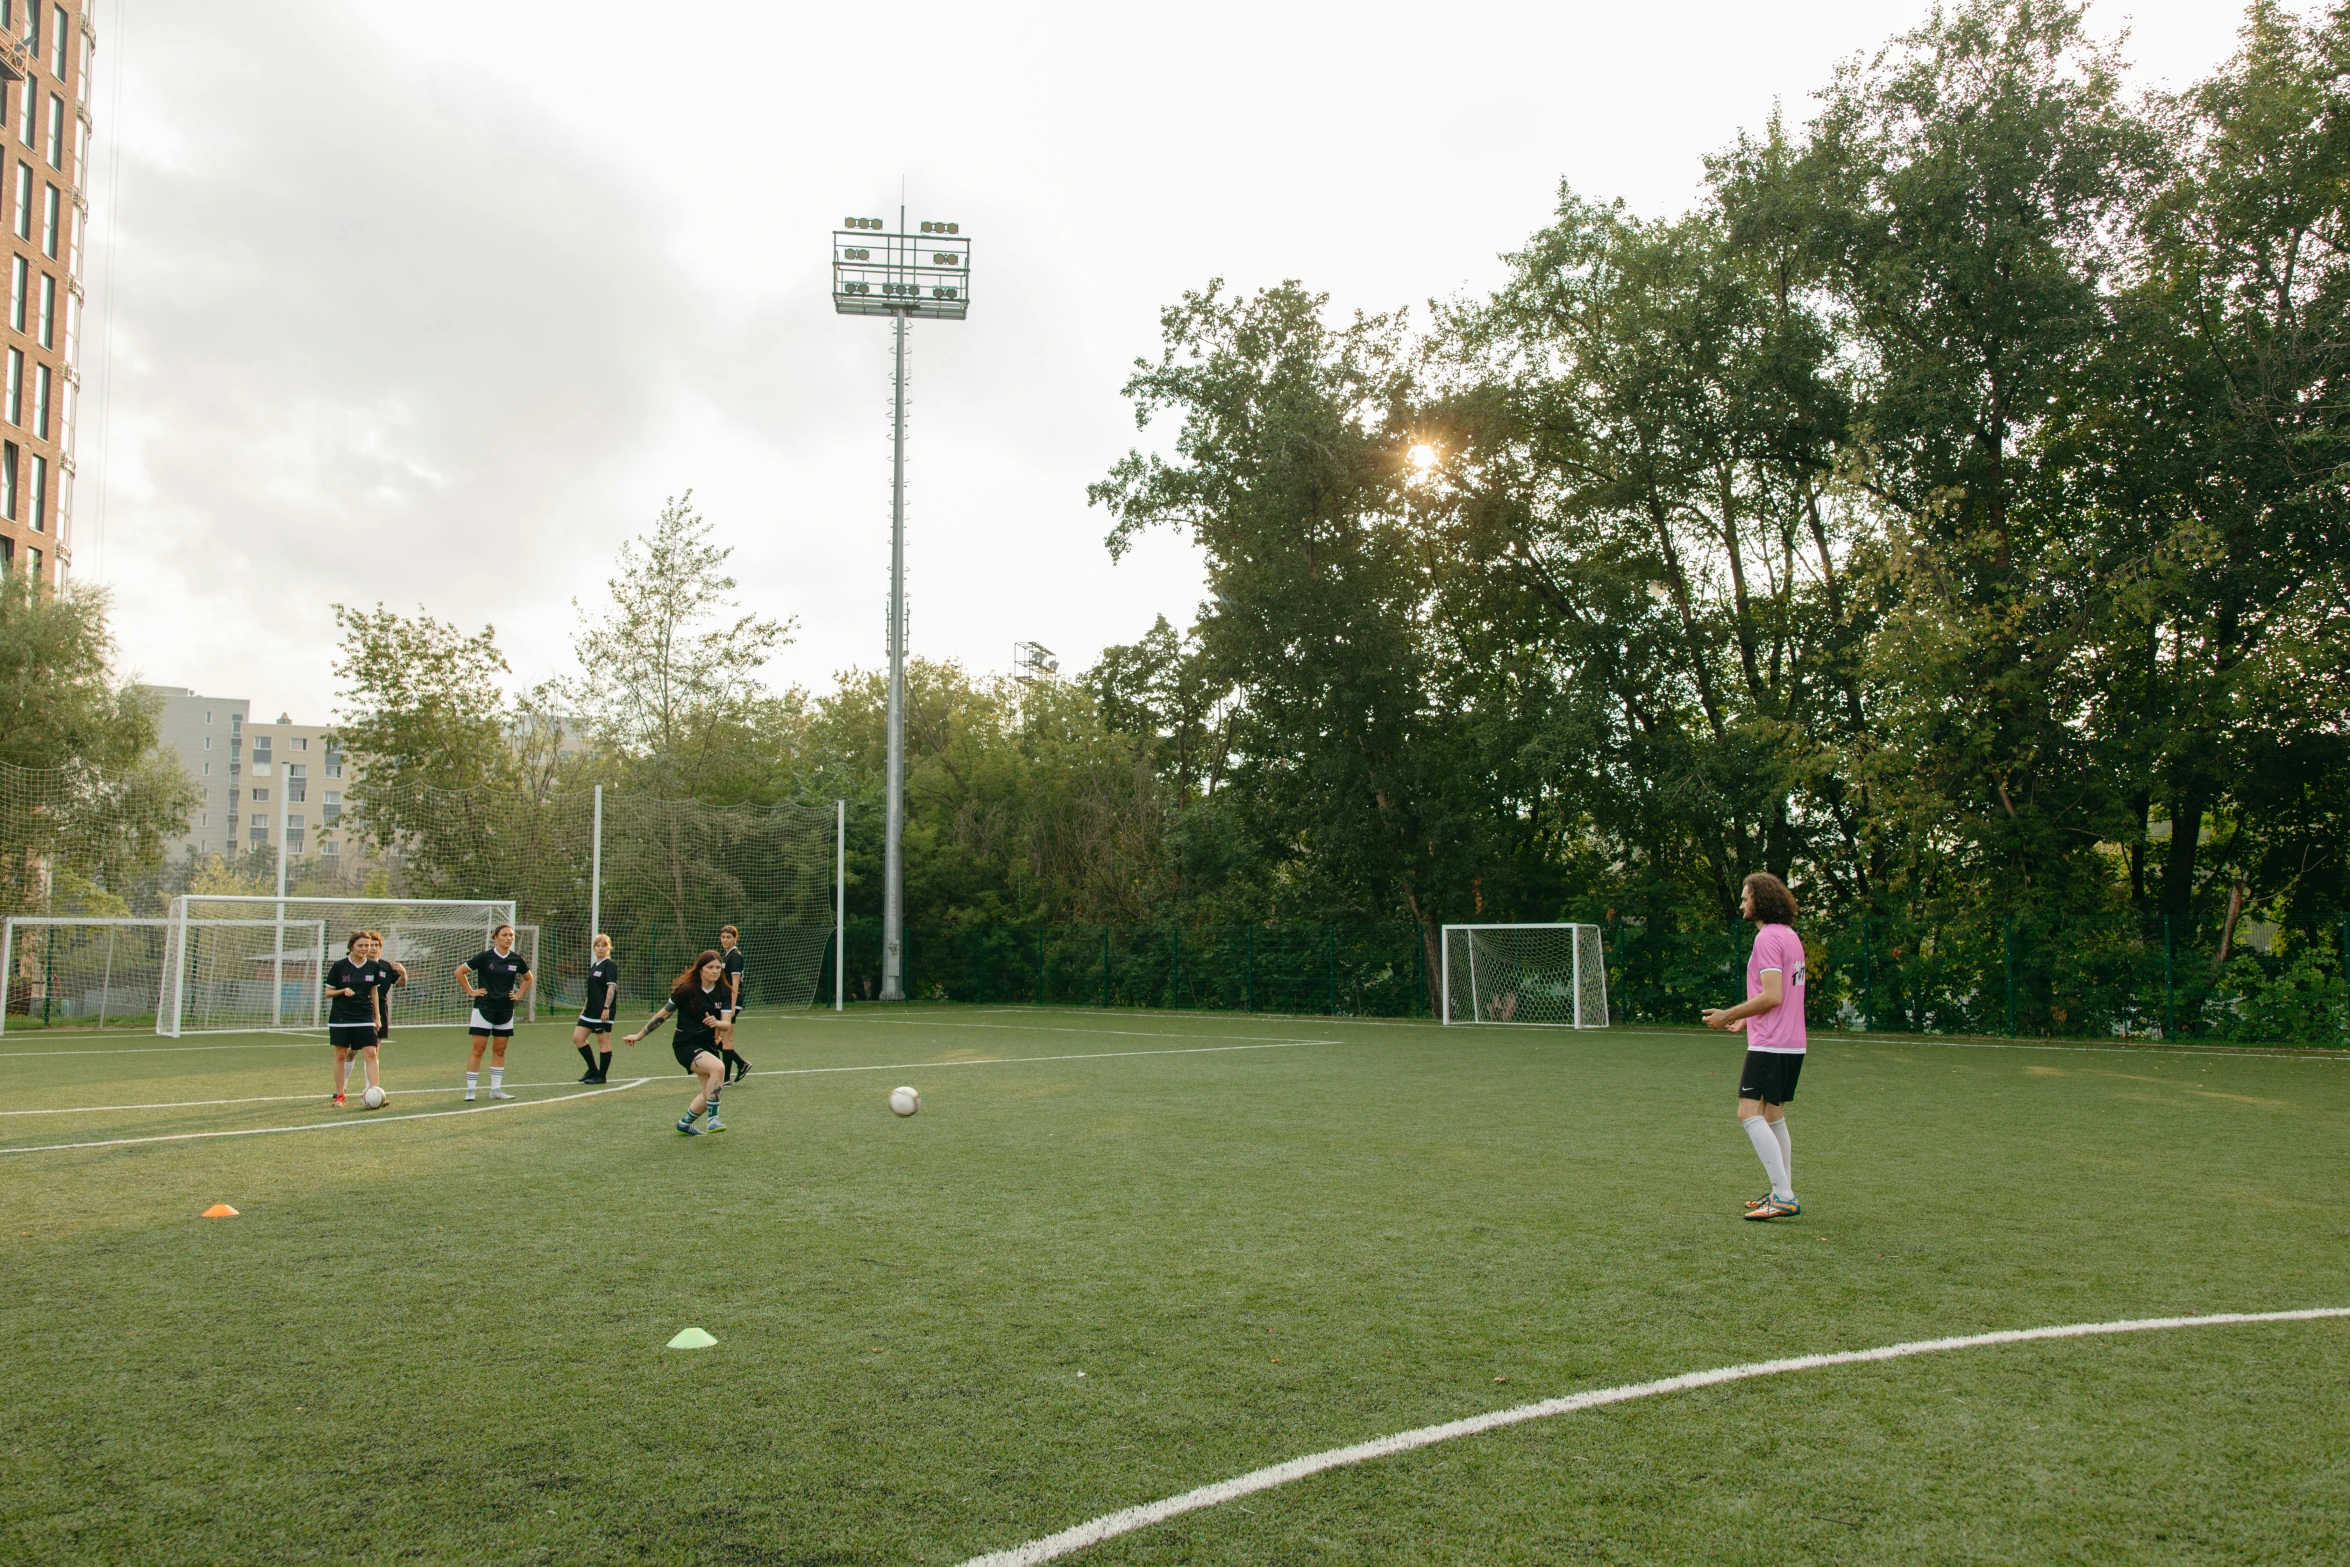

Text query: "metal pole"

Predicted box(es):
[589, 783, 603, 953]
[881, 290, 910, 1003]
[272, 790, 287, 1027]
[0, 918, 13, 1036]
[835, 798, 846, 1012]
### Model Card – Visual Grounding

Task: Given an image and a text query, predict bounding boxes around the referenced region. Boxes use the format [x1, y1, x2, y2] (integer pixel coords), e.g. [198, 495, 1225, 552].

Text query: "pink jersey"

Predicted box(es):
[1744, 922, 1808, 1054]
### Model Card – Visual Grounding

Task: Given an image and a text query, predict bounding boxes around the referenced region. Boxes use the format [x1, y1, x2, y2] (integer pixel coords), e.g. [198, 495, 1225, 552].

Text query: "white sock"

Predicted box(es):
[1743, 1115, 1793, 1202]
[465, 1071, 479, 1096]
[1771, 1118, 1792, 1191]
[490, 1067, 504, 1092]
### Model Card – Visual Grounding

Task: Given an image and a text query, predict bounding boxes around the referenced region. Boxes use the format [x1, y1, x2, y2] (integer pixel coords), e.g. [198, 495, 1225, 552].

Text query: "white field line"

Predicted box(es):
[738, 1039, 1342, 1081]
[799, 1016, 1344, 1046]
[0, 1078, 652, 1155]
[0, 1077, 642, 1116]
[956, 1306, 2350, 1567]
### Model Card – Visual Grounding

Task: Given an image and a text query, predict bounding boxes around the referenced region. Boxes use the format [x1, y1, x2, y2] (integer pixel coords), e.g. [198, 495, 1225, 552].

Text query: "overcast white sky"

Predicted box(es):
[82, 0, 2263, 724]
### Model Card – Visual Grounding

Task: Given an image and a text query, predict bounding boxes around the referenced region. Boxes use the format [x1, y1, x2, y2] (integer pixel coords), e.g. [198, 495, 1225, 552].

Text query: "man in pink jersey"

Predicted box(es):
[1703, 871, 1807, 1220]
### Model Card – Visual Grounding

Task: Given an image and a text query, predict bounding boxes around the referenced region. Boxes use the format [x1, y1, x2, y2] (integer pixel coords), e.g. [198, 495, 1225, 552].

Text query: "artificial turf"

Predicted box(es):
[0, 1007, 2344, 1564]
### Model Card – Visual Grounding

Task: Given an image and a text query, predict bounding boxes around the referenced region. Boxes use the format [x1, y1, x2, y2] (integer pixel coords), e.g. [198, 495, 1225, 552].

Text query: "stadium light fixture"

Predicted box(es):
[832, 205, 975, 1003]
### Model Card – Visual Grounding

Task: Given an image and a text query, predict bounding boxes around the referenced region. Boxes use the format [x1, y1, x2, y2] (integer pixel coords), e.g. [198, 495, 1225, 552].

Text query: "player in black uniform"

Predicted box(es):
[574, 933, 622, 1082]
[624, 949, 734, 1135]
[718, 924, 750, 1082]
[324, 932, 385, 1107]
[364, 931, 407, 1047]
[457, 923, 533, 1101]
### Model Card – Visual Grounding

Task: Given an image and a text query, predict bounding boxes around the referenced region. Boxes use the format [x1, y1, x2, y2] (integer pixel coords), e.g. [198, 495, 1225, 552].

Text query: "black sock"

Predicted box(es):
[577, 1043, 596, 1071]
[597, 1050, 612, 1077]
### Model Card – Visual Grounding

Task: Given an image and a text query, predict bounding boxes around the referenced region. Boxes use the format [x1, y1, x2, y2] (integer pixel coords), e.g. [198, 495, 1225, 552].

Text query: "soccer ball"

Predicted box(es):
[888, 1085, 920, 1118]
[360, 1085, 387, 1110]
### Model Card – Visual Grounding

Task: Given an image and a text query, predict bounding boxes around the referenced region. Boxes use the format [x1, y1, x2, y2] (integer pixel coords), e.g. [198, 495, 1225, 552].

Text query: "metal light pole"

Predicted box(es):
[833, 205, 969, 1002]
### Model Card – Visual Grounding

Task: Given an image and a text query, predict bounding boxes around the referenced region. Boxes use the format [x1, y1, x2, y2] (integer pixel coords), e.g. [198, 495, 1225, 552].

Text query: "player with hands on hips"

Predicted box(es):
[458, 922, 533, 1101]
[1704, 871, 1809, 1221]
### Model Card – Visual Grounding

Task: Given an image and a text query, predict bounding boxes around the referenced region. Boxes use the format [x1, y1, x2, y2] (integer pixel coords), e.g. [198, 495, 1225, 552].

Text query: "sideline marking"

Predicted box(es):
[806, 1016, 1343, 1046]
[0, 1077, 648, 1117]
[744, 1039, 1342, 1082]
[955, 1307, 2350, 1566]
[0, 1078, 652, 1155]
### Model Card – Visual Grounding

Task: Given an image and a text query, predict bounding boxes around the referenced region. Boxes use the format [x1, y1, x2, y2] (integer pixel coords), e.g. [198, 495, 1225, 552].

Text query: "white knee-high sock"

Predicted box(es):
[1743, 1115, 1792, 1201]
[1771, 1117, 1792, 1191]
[490, 1066, 504, 1091]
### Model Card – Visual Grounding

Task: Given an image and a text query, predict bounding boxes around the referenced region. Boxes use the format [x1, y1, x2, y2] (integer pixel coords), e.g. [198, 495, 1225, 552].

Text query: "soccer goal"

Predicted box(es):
[1441, 923, 1610, 1027]
[155, 896, 526, 1037]
[0, 916, 186, 1034]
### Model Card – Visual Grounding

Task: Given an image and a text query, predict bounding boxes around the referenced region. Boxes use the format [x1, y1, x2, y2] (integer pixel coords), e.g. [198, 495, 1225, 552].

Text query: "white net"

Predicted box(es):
[1442, 923, 1609, 1027]
[1, 917, 177, 1034]
[156, 897, 525, 1037]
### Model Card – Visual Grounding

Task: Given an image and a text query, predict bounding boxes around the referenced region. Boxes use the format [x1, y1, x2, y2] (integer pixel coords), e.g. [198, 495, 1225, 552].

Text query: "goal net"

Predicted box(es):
[155, 896, 526, 1037]
[1441, 923, 1609, 1027]
[1, 917, 183, 1034]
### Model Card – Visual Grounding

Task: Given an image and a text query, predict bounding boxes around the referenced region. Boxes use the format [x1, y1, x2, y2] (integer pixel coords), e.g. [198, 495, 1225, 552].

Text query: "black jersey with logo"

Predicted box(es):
[670, 983, 727, 1048]
[326, 958, 377, 1025]
[721, 946, 745, 1004]
[466, 947, 530, 999]
[583, 957, 619, 1018]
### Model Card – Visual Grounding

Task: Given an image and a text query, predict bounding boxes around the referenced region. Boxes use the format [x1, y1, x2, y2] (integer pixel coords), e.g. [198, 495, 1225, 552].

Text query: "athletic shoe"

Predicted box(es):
[464, 1092, 476, 1102]
[1744, 1197, 1801, 1221]
[576, 1072, 598, 1083]
[1744, 1191, 1773, 1211]
[332, 1093, 346, 1107]
[675, 1117, 703, 1136]
[705, 1115, 727, 1133]
[490, 1089, 514, 1101]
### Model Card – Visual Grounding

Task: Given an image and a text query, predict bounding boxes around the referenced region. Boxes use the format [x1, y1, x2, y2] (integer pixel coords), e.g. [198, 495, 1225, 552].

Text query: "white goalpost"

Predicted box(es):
[1441, 922, 1610, 1028]
[154, 896, 524, 1037]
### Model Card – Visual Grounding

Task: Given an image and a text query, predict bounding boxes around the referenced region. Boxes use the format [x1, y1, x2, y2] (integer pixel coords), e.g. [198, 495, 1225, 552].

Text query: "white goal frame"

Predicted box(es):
[1440, 922, 1610, 1028]
[156, 895, 522, 1037]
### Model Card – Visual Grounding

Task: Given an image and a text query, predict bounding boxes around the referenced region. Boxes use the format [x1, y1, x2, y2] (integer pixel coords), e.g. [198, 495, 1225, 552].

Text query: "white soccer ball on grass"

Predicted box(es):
[360, 1085, 387, 1110]
[888, 1085, 920, 1118]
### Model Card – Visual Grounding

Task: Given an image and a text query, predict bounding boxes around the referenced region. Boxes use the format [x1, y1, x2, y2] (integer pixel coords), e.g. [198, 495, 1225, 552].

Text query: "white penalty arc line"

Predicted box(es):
[955, 1306, 2350, 1567]
[0, 1078, 653, 1155]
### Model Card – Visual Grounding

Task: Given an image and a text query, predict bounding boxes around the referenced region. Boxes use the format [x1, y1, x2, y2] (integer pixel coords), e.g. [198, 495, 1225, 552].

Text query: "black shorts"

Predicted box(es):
[674, 1037, 720, 1074]
[1739, 1049, 1804, 1105]
[575, 1016, 614, 1034]
[330, 1023, 379, 1051]
[469, 996, 516, 1036]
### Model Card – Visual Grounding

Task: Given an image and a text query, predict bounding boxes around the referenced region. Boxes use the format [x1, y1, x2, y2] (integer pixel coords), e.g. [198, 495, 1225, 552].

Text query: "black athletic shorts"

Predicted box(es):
[469, 996, 516, 1036]
[674, 1037, 720, 1074]
[575, 1016, 614, 1034]
[330, 1023, 379, 1051]
[1738, 1049, 1804, 1105]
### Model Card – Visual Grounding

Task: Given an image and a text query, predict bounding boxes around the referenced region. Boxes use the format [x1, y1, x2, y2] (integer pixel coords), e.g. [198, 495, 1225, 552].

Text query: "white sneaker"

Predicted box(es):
[490, 1089, 514, 1100]
[464, 1091, 477, 1101]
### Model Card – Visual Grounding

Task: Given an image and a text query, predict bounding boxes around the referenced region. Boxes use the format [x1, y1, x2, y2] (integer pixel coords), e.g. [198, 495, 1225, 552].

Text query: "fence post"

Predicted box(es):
[1038, 926, 1047, 1006]
[1101, 927, 1110, 1008]
[1326, 924, 1338, 1015]
[2163, 913, 2176, 1041]
[1170, 926, 1180, 1011]
[1861, 925, 1879, 1033]
[2003, 916, 2016, 1037]
[1245, 926, 1255, 1012]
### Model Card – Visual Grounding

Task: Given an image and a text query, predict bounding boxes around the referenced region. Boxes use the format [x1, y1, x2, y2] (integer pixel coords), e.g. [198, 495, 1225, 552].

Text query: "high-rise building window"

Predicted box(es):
[37, 271, 51, 347]
[10, 256, 23, 333]
[41, 182, 58, 259]
[14, 72, 29, 148]
[28, 450, 42, 531]
[12, 165, 29, 242]
[24, 3, 38, 65]
[0, 537, 11, 571]
[252, 787, 268, 803]
[24, 543, 38, 577]
[43, 94, 59, 169]
[4, 349, 19, 424]
[32, 361, 47, 439]
[48, 6, 64, 80]
[2, 441, 16, 520]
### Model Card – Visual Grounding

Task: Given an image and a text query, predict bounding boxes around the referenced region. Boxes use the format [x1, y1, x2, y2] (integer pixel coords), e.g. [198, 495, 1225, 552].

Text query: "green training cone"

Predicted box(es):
[667, 1327, 718, 1350]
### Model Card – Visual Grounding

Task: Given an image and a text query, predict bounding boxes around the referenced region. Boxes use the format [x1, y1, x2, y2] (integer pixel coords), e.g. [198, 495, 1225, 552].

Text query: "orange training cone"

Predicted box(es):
[201, 1204, 238, 1218]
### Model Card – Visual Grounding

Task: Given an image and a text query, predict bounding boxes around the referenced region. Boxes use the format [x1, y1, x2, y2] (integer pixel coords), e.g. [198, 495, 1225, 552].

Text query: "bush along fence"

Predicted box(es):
[806, 913, 2350, 1047]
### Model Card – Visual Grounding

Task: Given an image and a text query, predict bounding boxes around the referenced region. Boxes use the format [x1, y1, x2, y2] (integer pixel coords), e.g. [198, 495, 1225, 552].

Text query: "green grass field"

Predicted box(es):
[3, 1007, 2346, 1565]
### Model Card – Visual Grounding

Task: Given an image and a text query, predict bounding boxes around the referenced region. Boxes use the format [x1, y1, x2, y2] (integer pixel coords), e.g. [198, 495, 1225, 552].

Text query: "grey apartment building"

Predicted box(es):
[142, 688, 354, 870]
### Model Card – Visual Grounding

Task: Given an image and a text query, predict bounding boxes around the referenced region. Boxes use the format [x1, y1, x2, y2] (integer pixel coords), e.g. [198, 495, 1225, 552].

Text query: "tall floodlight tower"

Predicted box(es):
[833, 207, 970, 1002]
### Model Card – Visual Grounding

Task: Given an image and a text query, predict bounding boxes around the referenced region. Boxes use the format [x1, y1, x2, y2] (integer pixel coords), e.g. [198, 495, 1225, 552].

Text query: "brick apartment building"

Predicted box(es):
[0, 4, 90, 584]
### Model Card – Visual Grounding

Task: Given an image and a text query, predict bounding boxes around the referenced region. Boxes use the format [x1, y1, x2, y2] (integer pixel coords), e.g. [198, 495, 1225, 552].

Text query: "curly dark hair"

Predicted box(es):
[1743, 872, 1798, 926]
